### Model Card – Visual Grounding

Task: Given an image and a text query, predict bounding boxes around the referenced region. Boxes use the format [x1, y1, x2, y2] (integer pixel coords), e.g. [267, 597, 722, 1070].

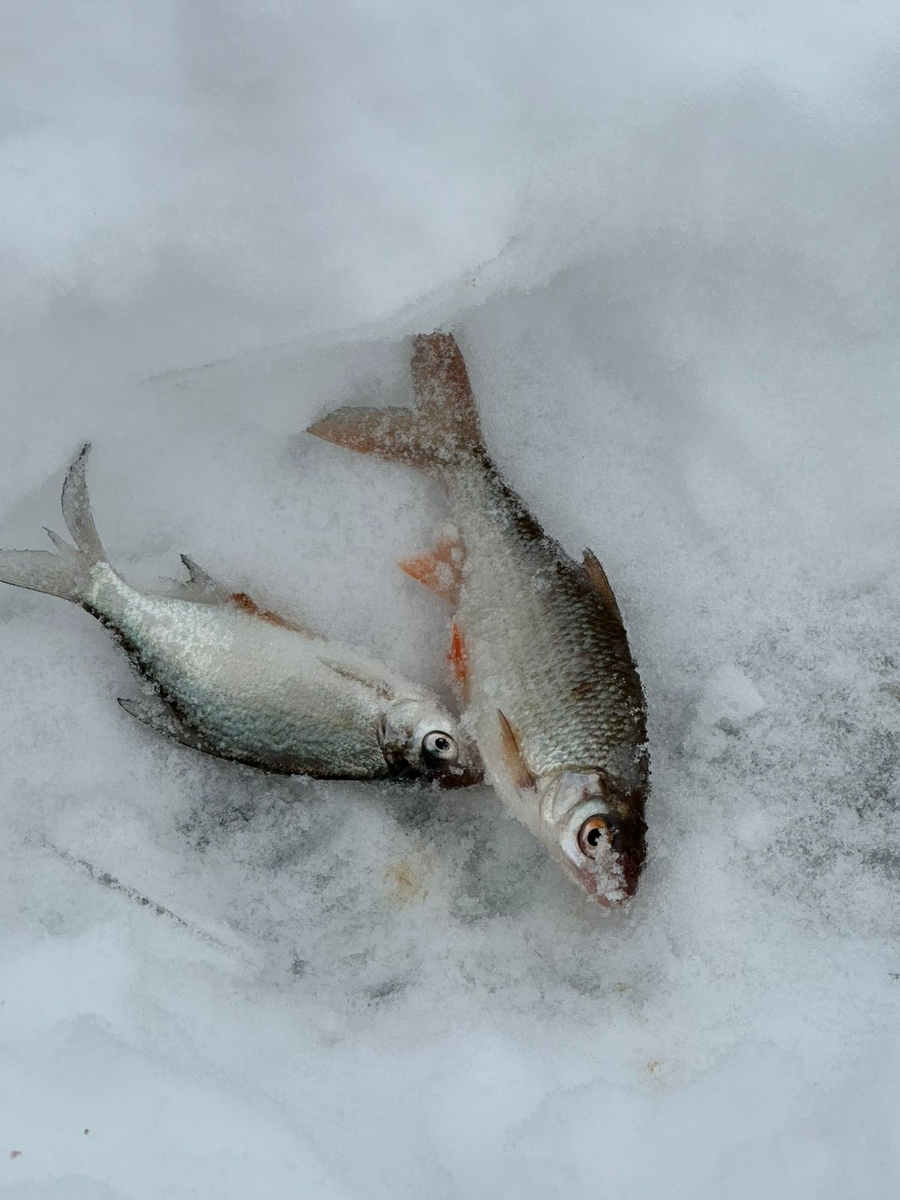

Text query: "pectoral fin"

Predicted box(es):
[497, 710, 536, 791]
[319, 658, 397, 701]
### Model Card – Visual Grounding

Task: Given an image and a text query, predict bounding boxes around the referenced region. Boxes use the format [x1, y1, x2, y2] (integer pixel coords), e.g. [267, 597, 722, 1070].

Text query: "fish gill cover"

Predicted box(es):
[0, 2, 899, 1198]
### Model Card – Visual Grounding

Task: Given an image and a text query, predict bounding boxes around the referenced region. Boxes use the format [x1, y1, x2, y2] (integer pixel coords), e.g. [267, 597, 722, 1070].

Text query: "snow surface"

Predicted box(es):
[2, 2, 900, 1197]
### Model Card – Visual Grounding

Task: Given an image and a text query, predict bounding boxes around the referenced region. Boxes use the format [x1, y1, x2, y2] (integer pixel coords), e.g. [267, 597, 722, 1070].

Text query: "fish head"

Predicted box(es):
[380, 698, 482, 788]
[537, 770, 646, 906]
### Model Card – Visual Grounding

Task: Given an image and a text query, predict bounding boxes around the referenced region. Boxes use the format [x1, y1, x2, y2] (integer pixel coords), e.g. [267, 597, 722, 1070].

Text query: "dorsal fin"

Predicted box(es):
[582, 548, 623, 624]
[118, 695, 217, 756]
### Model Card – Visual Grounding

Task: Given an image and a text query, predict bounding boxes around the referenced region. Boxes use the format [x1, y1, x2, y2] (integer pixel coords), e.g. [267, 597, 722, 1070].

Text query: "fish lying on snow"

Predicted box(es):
[0, 446, 480, 786]
[309, 333, 649, 904]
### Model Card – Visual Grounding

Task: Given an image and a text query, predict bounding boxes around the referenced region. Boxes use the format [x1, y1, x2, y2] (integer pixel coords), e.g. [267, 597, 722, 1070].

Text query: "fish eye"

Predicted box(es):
[421, 730, 458, 766]
[577, 815, 611, 859]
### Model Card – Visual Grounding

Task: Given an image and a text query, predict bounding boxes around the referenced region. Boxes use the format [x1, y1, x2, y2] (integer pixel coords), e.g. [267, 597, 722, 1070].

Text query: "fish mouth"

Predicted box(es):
[576, 829, 646, 907]
[561, 811, 644, 907]
[427, 758, 484, 789]
[544, 774, 646, 906]
[569, 861, 630, 908]
[394, 743, 483, 789]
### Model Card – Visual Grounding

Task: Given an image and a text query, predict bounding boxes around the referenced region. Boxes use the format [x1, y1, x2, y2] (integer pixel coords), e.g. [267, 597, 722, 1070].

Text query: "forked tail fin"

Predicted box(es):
[0, 444, 106, 603]
[307, 333, 485, 476]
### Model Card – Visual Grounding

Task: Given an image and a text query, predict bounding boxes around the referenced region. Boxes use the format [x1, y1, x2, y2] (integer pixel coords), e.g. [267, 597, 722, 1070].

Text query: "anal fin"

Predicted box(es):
[177, 555, 319, 637]
[397, 536, 464, 604]
[179, 554, 231, 603]
[229, 591, 317, 635]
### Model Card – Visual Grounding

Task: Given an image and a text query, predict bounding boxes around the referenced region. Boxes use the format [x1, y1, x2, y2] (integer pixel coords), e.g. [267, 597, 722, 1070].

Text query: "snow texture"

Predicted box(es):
[2, 2, 900, 1198]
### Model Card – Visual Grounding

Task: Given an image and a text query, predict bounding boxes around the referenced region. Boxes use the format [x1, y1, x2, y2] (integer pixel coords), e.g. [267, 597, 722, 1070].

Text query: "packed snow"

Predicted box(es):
[2, 2, 899, 1198]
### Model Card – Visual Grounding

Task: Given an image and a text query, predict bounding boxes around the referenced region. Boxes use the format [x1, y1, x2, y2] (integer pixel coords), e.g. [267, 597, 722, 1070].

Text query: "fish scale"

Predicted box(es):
[450, 463, 646, 783]
[88, 563, 391, 776]
[0, 446, 480, 788]
[308, 332, 650, 904]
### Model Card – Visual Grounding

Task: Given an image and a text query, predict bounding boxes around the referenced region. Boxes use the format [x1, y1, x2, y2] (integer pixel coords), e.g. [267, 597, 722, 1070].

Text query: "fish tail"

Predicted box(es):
[307, 332, 485, 476]
[0, 444, 106, 603]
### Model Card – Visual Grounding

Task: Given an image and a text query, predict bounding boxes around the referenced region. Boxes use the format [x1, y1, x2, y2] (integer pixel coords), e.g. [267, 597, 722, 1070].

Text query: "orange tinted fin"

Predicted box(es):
[307, 406, 420, 463]
[447, 622, 470, 702]
[497, 710, 536, 791]
[397, 537, 464, 604]
[307, 332, 485, 476]
[179, 556, 318, 636]
[582, 548, 623, 624]
[230, 592, 318, 637]
[410, 334, 483, 450]
[231, 591, 287, 627]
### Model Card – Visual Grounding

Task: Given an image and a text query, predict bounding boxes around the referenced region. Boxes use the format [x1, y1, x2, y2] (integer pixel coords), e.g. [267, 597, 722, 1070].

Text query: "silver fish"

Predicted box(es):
[0, 446, 480, 786]
[308, 333, 649, 904]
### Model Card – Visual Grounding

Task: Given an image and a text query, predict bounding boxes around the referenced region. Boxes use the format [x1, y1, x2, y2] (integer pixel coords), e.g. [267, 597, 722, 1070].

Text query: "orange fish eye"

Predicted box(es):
[577, 816, 611, 859]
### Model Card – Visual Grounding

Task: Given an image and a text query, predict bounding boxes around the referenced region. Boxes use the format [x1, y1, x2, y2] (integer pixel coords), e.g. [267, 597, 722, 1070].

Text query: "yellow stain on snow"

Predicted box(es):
[384, 860, 429, 906]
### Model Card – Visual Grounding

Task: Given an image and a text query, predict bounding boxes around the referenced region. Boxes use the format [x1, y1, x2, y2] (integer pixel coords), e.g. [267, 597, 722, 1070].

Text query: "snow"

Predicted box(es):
[2, 2, 900, 1197]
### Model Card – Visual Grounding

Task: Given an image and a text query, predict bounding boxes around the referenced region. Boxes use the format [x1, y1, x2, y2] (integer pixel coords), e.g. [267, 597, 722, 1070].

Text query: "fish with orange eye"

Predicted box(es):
[308, 333, 649, 906]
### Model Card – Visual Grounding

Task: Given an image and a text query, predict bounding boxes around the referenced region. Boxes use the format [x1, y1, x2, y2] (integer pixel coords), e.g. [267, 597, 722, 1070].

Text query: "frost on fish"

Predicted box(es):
[0, 446, 480, 787]
[308, 333, 649, 905]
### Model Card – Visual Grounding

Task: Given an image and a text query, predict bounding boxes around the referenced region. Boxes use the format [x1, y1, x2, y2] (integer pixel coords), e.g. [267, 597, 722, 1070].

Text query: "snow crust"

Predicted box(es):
[2, 3, 900, 1197]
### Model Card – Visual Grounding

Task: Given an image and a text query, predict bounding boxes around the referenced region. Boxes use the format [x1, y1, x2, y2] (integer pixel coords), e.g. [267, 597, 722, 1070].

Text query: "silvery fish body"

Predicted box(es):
[0, 447, 478, 786]
[309, 333, 649, 903]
